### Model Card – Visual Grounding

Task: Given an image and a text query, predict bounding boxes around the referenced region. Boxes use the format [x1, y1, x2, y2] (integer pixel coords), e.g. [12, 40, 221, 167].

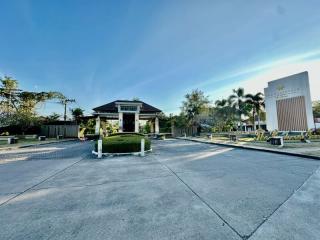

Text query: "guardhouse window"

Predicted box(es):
[120, 105, 137, 111]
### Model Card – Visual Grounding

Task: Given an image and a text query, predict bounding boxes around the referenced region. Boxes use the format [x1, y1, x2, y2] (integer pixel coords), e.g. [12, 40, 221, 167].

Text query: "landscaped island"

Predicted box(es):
[95, 133, 151, 154]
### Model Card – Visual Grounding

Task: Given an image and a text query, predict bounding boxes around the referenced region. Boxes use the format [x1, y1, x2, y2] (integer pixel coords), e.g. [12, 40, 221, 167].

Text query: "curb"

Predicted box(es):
[91, 149, 153, 157]
[177, 137, 320, 161]
[0, 139, 78, 151]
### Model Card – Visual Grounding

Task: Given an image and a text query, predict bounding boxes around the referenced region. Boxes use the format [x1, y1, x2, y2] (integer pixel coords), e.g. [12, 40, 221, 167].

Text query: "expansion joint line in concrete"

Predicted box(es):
[31, 174, 174, 191]
[151, 155, 244, 240]
[245, 167, 319, 240]
[0, 157, 85, 208]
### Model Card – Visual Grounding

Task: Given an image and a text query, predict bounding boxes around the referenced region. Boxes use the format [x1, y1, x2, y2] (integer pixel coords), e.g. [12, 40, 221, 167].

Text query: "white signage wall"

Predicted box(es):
[264, 71, 314, 131]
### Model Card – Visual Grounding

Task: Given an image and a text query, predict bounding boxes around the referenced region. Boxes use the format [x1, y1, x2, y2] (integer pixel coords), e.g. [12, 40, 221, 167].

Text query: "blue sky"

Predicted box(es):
[1, 0, 320, 117]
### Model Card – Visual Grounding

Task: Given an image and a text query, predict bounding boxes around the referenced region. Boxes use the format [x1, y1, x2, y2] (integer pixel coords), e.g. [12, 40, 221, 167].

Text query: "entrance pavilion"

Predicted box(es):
[92, 100, 162, 134]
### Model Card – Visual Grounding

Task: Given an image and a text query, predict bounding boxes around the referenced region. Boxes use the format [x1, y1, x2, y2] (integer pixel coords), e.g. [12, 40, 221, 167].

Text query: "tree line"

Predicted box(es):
[174, 88, 320, 133]
[173, 88, 265, 132]
[0, 76, 84, 132]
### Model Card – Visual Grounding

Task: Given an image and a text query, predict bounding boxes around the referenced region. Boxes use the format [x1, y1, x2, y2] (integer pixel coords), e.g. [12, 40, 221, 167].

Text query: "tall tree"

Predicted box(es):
[18, 91, 64, 115]
[0, 76, 20, 114]
[181, 89, 210, 126]
[46, 113, 61, 122]
[228, 88, 247, 129]
[313, 101, 320, 118]
[214, 98, 236, 131]
[245, 92, 265, 130]
[0, 76, 65, 128]
[71, 108, 84, 123]
[172, 113, 188, 128]
[215, 99, 229, 108]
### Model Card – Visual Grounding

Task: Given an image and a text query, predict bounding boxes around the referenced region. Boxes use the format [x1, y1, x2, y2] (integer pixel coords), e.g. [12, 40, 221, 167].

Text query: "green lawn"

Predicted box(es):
[243, 141, 320, 157]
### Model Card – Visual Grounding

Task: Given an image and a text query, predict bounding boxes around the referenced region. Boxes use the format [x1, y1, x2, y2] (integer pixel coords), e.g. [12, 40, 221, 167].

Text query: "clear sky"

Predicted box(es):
[1, 0, 320, 117]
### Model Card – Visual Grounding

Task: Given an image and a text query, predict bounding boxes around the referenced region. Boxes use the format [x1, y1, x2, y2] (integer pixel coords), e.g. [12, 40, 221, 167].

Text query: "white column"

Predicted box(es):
[118, 112, 123, 132]
[135, 113, 139, 133]
[150, 120, 154, 133]
[95, 116, 100, 135]
[155, 117, 159, 134]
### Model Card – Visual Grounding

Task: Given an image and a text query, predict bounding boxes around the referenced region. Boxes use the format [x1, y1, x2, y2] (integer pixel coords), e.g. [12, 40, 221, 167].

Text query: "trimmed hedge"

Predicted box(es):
[95, 134, 151, 153]
[108, 132, 145, 137]
[85, 134, 100, 140]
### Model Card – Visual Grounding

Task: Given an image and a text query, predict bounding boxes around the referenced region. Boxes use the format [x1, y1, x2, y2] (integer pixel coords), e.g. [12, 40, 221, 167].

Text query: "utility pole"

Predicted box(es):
[61, 98, 75, 121]
[61, 98, 75, 137]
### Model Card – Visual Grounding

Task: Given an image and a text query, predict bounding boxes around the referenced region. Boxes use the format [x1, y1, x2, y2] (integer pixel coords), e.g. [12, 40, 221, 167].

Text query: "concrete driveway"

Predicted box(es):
[0, 139, 319, 240]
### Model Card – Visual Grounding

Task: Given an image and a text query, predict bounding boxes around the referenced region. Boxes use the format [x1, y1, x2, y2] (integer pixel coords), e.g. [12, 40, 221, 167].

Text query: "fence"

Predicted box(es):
[41, 125, 79, 138]
[171, 125, 198, 137]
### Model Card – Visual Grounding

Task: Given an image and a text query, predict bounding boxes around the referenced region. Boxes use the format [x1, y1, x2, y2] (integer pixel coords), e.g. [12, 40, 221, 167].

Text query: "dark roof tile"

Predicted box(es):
[93, 100, 161, 113]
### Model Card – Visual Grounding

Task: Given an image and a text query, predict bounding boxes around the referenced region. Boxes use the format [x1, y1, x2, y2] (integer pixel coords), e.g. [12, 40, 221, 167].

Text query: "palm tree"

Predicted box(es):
[46, 113, 61, 122]
[245, 92, 264, 130]
[214, 98, 237, 131]
[71, 108, 84, 123]
[215, 99, 228, 108]
[229, 88, 246, 130]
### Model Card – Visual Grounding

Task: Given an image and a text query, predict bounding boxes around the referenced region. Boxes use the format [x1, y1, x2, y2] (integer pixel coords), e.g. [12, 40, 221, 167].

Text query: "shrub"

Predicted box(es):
[85, 134, 100, 140]
[143, 124, 151, 134]
[95, 134, 151, 153]
[255, 130, 268, 141]
[0, 124, 41, 135]
[108, 132, 145, 137]
[283, 132, 291, 140]
[271, 130, 278, 137]
[309, 135, 320, 139]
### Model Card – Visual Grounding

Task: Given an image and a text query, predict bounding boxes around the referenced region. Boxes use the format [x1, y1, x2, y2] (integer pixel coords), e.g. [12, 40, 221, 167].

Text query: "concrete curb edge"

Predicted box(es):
[0, 139, 78, 151]
[177, 137, 320, 161]
[91, 148, 153, 157]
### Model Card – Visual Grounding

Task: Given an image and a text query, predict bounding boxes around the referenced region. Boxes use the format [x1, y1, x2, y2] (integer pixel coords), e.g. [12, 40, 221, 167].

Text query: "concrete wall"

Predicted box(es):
[264, 72, 314, 131]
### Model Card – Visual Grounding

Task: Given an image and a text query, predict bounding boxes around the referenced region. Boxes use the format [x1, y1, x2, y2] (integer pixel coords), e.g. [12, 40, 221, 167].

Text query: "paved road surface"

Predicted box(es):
[0, 139, 319, 240]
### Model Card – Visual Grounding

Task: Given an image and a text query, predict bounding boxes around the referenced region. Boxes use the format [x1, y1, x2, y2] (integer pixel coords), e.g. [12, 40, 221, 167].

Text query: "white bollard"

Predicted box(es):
[280, 137, 284, 147]
[140, 138, 145, 157]
[98, 139, 102, 158]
